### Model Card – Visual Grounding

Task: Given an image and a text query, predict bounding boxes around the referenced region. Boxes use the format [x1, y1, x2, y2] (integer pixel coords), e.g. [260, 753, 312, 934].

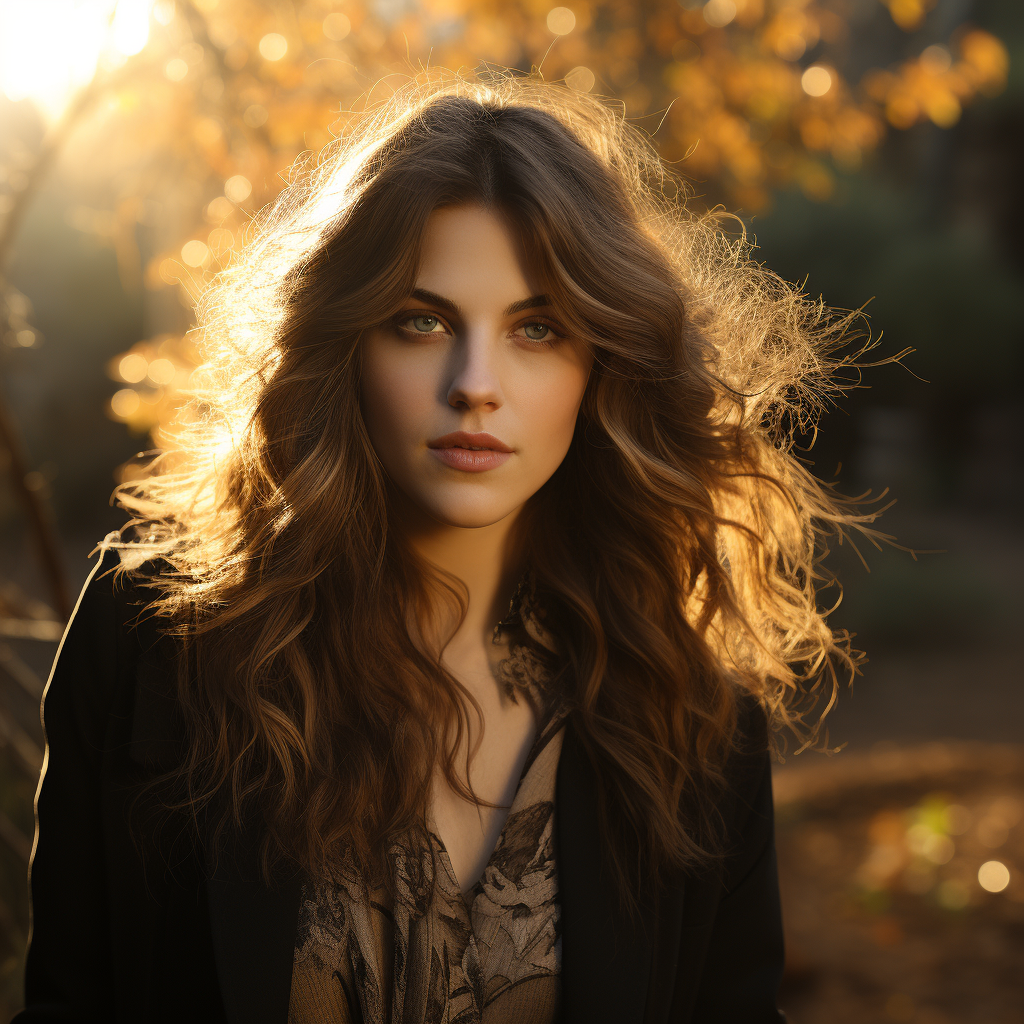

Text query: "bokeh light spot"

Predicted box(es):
[147, 358, 177, 386]
[165, 58, 189, 82]
[111, 389, 141, 419]
[546, 7, 576, 35]
[801, 66, 833, 97]
[923, 834, 954, 865]
[565, 66, 595, 93]
[775, 35, 807, 61]
[181, 240, 210, 267]
[703, 0, 737, 28]
[119, 354, 149, 383]
[206, 196, 235, 222]
[224, 175, 252, 203]
[259, 33, 288, 61]
[158, 258, 180, 284]
[207, 227, 234, 257]
[920, 44, 952, 74]
[978, 860, 1010, 893]
[323, 13, 351, 41]
[925, 94, 961, 128]
[243, 104, 269, 127]
[886, 0, 929, 31]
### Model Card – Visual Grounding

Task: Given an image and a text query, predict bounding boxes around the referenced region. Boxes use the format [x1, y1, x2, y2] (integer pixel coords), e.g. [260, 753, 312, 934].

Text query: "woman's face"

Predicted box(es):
[360, 203, 592, 530]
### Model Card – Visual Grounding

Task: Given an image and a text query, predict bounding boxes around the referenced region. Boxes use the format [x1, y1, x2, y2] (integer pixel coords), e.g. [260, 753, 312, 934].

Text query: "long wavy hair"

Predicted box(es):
[113, 70, 885, 918]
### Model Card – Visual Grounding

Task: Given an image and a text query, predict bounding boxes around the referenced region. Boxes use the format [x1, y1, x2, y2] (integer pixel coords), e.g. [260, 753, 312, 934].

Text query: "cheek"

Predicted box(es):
[516, 360, 590, 453]
[361, 345, 435, 448]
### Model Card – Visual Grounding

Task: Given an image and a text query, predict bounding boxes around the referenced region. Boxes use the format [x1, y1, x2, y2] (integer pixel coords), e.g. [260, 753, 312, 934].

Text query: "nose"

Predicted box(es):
[445, 329, 503, 412]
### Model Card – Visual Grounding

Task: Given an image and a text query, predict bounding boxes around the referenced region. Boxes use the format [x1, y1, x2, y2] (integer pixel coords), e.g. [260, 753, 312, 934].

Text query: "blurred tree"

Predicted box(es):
[0, 0, 1009, 449]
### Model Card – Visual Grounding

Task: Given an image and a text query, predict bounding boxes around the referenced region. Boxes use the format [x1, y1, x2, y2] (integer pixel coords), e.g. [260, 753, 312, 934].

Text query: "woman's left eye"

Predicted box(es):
[518, 322, 558, 343]
[402, 314, 446, 334]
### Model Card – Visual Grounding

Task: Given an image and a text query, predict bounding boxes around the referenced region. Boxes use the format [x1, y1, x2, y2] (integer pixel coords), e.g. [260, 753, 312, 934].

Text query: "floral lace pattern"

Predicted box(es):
[288, 696, 569, 1024]
[491, 570, 565, 707]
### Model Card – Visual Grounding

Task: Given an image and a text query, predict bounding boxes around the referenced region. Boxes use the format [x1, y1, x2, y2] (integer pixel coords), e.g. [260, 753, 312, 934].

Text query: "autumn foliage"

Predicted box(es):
[3, 1, 1006, 441]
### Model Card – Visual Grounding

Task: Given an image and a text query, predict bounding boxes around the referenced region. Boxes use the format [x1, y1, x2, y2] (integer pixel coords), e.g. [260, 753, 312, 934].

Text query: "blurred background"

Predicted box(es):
[0, 1, 1021, 1020]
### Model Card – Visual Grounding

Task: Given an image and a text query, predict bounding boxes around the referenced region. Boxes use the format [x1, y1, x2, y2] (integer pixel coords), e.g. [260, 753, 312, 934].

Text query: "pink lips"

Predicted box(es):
[427, 431, 514, 473]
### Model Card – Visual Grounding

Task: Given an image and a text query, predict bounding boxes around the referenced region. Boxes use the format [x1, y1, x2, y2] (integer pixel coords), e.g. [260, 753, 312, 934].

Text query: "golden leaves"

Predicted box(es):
[92, 1, 1008, 291]
[106, 335, 196, 436]
[882, 0, 937, 33]
[864, 30, 1009, 130]
[78, 0, 1009, 446]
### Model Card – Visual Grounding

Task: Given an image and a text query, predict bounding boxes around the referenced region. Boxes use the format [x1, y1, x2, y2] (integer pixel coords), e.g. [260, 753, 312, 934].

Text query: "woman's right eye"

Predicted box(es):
[400, 314, 447, 334]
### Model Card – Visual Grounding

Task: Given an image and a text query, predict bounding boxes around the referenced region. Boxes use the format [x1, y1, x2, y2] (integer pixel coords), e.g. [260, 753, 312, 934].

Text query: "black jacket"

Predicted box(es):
[16, 543, 786, 1023]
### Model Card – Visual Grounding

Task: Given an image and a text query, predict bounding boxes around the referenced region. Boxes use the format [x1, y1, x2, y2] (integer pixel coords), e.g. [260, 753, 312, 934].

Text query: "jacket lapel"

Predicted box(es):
[129, 628, 303, 1024]
[642, 880, 690, 1024]
[205, 866, 304, 1024]
[556, 719, 657, 1024]
[207, 713, 666, 1024]
[131, 643, 671, 1024]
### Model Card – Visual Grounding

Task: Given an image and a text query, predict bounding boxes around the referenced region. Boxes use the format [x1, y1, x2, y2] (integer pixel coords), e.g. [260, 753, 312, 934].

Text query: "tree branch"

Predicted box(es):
[0, 58, 150, 622]
[0, 400, 70, 621]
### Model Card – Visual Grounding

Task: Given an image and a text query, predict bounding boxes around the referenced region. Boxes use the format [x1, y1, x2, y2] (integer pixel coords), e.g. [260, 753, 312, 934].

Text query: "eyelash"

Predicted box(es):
[392, 311, 564, 346]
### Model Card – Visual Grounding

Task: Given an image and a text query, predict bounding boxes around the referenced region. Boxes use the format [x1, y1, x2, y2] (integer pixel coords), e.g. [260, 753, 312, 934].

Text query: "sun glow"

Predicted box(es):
[0, 0, 153, 122]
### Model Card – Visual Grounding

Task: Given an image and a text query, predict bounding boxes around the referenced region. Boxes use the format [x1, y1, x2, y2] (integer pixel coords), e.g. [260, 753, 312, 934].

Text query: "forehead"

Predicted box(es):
[414, 204, 540, 303]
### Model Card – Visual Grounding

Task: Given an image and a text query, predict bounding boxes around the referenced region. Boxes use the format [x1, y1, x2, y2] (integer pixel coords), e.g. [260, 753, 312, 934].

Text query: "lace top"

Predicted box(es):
[288, 573, 571, 1024]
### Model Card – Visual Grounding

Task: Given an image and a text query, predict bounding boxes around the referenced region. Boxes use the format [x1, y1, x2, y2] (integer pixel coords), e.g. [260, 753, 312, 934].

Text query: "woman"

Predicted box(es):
[20, 72, 868, 1023]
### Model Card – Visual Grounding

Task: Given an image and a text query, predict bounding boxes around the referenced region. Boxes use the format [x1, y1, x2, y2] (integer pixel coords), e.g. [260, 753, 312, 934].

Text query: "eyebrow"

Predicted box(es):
[409, 288, 552, 318]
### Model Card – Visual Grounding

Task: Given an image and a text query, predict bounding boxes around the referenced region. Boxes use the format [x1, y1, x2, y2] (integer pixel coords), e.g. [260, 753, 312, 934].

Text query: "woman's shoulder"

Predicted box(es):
[76, 533, 177, 635]
[43, 534, 181, 757]
[731, 687, 771, 762]
[691, 689, 773, 845]
[711, 688, 776, 885]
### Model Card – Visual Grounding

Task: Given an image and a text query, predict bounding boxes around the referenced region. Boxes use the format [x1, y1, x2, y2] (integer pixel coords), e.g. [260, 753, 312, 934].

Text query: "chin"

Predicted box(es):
[420, 492, 522, 530]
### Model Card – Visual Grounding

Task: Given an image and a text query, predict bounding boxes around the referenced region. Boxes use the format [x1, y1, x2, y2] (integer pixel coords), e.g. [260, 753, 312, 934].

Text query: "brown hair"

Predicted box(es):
[114, 70, 882, 918]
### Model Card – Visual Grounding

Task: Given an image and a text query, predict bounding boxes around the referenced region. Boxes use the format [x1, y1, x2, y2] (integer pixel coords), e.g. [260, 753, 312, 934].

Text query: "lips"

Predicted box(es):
[426, 431, 514, 473]
[426, 431, 514, 453]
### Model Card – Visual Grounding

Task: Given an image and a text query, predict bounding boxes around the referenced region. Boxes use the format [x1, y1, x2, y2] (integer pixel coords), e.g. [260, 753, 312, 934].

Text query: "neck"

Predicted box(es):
[397, 500, 524, 661]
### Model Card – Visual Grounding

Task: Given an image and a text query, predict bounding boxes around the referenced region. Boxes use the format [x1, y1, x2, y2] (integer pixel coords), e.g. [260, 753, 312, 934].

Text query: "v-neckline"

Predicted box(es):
[430, 696, 569, 904]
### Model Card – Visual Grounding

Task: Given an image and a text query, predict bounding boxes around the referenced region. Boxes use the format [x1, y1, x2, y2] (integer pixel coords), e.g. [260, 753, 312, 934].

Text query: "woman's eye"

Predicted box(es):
[520, 322, 555, 343]
[404, 314, 445, 334]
